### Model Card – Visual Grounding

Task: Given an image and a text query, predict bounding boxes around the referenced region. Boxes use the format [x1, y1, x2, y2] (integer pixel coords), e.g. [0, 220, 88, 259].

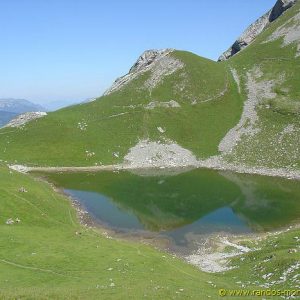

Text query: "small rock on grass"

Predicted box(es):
[5, 218, 14, 225]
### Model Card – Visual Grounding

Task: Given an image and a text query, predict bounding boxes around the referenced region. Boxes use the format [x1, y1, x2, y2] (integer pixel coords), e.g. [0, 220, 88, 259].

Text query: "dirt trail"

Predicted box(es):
[9, 161, 300, 181]
[0, 259, 79, 278]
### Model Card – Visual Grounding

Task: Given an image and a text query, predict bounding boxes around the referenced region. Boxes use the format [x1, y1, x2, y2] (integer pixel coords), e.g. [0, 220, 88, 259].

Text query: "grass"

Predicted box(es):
[0, 2, 300, 299]
[0, 50, 242, 166]
[0, 4, 299, 171]
[227, 229, 300, 293]
[1, 165, 300, 299]
[0, 164, 236, 299]
[224, 1, 300, 169]
[267, 97, 300, 116]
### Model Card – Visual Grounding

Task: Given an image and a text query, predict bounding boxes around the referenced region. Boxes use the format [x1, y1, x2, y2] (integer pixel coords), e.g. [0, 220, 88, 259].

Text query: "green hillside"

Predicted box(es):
[1, 164, 300, 299]
[0, 51, 243, 167]
[224, 1, 300, 170]
[0, 2, 299, 171]
[1, 1, 300, 298]
[0, 164, 222, 299]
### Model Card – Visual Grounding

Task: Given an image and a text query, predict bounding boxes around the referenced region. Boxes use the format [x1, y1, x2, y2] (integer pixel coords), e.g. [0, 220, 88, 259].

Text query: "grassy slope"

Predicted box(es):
[0, 51, 242, 167]
[0, 5, 300, 298]
[225, 228, 300, 295]
[0, 164, 227, 299]
[225, 1, 300, 170]
[1, 165, 300, 299]
[0, 6, 299, 171]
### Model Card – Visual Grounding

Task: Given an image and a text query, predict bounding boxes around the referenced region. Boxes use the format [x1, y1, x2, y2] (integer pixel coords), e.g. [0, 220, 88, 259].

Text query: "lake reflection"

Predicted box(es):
[40, 169, 300, 251]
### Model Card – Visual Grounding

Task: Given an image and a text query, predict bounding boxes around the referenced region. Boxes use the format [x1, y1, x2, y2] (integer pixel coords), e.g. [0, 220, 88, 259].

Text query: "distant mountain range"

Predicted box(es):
[0, 98, 45, 127]
[0, 98, 45, 114]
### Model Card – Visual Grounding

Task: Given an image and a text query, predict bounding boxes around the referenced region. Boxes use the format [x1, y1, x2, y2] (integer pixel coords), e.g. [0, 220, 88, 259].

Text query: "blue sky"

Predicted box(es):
[0, 0, 275, 105]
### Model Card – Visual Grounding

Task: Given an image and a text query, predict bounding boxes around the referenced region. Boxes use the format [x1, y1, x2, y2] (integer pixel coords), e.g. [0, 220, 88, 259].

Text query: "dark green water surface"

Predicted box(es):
[40, 168, 300, 252]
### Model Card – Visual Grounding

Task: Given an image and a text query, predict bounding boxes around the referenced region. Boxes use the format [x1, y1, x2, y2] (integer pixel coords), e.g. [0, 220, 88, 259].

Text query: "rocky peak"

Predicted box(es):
[270, 0, 297, 21]
[218, 0, 298, 61]
[103, 49, 175, 96]
[129, 49, 173, 73]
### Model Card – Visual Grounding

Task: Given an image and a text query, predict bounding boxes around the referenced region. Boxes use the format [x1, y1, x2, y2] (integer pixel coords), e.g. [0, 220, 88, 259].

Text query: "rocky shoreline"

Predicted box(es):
[9, 157, 300, 180]
[17, 163, 300, 275]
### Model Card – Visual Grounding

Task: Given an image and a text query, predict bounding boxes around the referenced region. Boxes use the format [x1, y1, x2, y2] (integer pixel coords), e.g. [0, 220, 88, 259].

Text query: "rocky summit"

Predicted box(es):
[0, 0, 299, 179]
[103, 49, 180, 95]
[1, 1, 300, 299]
[219, 0, 298, 61]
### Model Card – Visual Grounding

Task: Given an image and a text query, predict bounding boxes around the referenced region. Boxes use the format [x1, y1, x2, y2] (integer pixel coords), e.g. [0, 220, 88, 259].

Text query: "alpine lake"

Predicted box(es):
[35, 168, 300, 256]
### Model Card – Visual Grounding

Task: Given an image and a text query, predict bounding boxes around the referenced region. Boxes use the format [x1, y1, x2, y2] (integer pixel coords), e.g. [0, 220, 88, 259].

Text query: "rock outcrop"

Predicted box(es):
[4, 112, 47, 128]
[129, 49, 171, 73]
[218, 66, 279, 153]
[124, 139, 198, 168]
[145, 100, 181, 110]
[218, 0, 298, 61]
[265, 10, 300, 57]
[103, 49, 184, 95]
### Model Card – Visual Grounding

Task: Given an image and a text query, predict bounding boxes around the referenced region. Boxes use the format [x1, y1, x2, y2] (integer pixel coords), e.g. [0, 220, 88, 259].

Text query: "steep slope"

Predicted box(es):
[2, 164, 300, 297]
[219, 0, 298, 61]
[0, 164, 229, 299]
[221, 0, 300, 171]
[0, 51, 242, 166]
[0, 0, 299, 175]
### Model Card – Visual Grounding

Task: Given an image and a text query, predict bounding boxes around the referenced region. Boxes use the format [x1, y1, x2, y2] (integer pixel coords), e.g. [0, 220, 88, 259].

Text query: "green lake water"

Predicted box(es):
[40, 168, 300, 253]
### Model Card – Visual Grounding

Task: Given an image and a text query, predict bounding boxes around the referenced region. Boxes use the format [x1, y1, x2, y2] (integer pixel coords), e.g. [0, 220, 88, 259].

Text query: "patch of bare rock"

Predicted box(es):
[3, 112, 47, 128]
[218, 66, 279, 154]
[265, 10, 300, 57]
[219, 0, 298, 61]
[186, 236, 252, 273]
[145, 100, 181, 110]
[123, 139, 198, 169]
[103, 49, 184, 95]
